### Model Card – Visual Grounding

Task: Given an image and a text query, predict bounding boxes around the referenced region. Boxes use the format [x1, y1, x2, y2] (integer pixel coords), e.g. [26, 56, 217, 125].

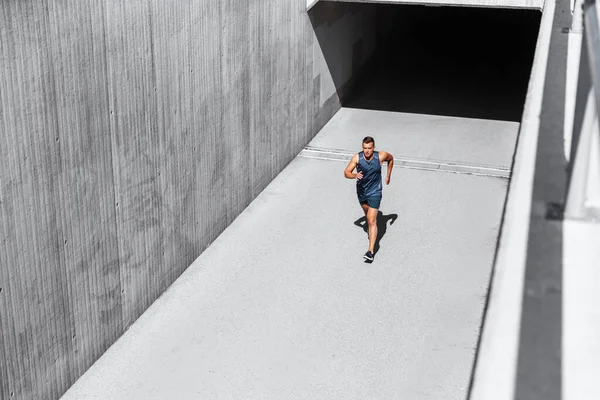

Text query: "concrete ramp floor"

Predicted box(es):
[61, 109, 517, 399]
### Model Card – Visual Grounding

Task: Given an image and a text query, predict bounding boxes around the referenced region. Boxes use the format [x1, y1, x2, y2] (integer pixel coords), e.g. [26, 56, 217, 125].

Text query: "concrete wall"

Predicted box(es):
[0, 1, 320, 399]
[308, 1, 378, 132]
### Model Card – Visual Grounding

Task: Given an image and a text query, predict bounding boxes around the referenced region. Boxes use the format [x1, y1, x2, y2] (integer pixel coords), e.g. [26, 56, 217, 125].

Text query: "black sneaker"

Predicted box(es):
[363, 251, 374, 261]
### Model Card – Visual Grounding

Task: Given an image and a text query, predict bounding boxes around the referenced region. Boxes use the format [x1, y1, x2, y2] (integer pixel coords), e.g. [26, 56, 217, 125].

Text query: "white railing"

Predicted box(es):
[565, 0, 600, 221]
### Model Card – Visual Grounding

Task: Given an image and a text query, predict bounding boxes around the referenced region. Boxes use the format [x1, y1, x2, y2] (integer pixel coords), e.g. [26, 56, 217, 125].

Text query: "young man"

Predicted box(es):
[344, 136, 394, 261]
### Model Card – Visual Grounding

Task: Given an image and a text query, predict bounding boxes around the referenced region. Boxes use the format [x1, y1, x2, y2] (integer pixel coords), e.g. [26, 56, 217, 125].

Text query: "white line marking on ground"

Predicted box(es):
[299, 146, 511, 179]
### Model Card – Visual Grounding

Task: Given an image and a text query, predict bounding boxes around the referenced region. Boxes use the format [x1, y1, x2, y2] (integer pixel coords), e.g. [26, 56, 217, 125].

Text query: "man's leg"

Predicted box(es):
[361, 202, 369, 216]
[359, 202, 370, 239]
[366, 206, 378, 253]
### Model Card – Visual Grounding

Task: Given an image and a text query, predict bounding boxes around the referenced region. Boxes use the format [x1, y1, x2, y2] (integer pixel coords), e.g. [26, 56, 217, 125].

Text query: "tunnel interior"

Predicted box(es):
[312, 3, 541, 122]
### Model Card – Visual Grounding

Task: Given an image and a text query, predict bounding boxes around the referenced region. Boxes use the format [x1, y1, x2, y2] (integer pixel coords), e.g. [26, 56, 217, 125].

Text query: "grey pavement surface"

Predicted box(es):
[309, 108, 519, 169]
[61, 109, 516, 400]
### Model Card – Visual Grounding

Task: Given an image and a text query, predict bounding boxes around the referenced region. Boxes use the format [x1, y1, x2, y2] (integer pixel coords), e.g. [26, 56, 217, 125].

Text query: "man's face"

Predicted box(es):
[362, 142, 374, 158]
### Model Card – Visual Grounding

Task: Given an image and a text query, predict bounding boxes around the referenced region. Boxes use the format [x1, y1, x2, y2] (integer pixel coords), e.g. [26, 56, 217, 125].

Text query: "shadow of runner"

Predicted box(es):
[354, 211, 398, 258]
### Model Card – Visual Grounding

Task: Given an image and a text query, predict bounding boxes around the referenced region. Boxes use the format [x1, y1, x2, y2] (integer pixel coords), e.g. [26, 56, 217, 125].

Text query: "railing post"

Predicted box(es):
[566, 90, 596, 218]
[565, 0, 600, 220]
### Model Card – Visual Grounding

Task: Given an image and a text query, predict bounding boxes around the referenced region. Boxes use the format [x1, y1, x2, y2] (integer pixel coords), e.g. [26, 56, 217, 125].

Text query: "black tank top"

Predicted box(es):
[356, 151, 382, 197]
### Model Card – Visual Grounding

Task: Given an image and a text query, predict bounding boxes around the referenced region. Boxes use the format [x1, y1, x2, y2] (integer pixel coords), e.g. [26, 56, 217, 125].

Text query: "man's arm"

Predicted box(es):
[344, 154, 361, 180]
[381, 151, 394, 185]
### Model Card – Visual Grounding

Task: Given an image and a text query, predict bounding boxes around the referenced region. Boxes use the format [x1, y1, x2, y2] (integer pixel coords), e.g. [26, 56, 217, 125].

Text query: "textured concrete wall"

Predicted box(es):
[0, 1, 315, 399]
[308, 2, 378, 133]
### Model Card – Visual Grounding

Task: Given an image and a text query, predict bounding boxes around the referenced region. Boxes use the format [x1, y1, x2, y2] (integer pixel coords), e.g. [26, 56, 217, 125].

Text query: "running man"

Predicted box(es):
[344, 136, 394, 261]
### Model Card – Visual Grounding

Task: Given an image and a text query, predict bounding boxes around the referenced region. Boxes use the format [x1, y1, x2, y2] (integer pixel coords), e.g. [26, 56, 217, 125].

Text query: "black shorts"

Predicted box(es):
[358, 196, 381, 209]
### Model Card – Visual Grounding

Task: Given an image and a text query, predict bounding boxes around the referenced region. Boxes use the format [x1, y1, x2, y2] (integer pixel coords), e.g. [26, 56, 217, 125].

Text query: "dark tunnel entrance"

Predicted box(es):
[310, 3, 541, 122]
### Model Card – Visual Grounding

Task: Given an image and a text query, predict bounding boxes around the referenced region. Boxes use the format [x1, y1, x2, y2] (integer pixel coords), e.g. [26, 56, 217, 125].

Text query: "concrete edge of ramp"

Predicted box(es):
[468, 0, 554, 398]
[308, 0, 544, 11]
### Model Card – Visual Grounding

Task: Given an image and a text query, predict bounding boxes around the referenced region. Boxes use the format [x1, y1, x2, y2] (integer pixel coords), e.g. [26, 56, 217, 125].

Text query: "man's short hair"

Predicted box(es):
[362, 136, 375, 146]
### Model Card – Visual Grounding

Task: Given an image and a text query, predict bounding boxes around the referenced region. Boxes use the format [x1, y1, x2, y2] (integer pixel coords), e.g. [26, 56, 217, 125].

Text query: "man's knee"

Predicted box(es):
[368, 215, 377, 226]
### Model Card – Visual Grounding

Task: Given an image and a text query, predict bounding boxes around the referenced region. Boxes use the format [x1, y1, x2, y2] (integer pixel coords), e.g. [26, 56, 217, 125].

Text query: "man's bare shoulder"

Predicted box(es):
[379, 150, 393, 160]
[344, 153, 359, 170]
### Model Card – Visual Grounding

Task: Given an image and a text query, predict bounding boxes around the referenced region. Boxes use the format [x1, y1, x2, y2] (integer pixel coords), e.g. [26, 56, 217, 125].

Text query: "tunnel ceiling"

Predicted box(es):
[309, 0, 543, 11]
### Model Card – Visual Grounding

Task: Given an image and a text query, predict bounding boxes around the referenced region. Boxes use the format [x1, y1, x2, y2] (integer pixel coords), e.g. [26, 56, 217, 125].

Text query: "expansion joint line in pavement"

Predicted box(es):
[299, 146, 511, 179]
